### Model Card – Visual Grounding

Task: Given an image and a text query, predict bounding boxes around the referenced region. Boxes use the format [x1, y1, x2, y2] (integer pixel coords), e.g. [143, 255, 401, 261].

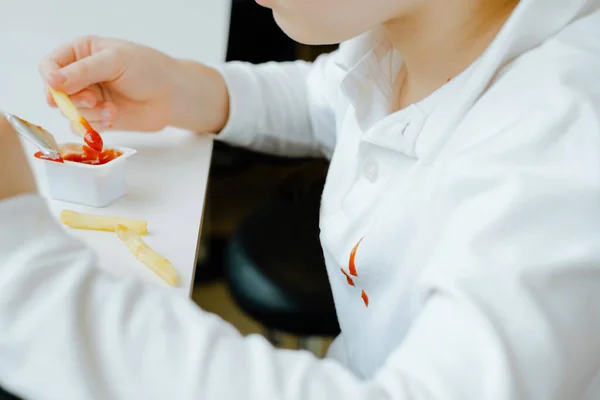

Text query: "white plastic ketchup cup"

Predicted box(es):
[35, 142, 137, 208]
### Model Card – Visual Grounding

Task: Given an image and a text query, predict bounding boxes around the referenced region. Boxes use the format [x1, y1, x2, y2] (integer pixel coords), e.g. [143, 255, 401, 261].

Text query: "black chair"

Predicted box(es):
[212, 0, 298, 171]
[0, 387, 20, 400]
[193, 0, 302, 284]
[224, 170, 340, 353]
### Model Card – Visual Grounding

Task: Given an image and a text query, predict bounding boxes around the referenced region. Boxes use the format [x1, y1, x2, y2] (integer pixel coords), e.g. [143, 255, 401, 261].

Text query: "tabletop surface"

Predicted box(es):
[0, 0, 231, 296]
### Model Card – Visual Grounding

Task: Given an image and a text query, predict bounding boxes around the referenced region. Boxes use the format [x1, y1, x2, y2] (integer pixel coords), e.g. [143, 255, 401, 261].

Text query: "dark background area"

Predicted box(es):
[195, 0, 336, 284]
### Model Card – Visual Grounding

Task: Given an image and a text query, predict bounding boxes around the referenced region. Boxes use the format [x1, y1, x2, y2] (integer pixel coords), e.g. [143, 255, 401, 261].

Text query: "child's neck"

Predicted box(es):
[385, 0, 519, 112]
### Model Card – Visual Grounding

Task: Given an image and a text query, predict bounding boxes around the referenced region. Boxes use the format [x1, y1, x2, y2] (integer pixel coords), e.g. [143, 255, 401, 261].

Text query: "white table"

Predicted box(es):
[0, 0, 231, 297]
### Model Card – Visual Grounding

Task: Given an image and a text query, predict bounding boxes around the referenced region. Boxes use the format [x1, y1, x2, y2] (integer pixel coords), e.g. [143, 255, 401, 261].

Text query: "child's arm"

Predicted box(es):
[40, 35, 339, 157]
[211, 54, 340, 158]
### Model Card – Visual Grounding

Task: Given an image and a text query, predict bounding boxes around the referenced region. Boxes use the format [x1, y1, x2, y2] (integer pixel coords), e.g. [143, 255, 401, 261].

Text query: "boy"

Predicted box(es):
[1, 0, 600, 398]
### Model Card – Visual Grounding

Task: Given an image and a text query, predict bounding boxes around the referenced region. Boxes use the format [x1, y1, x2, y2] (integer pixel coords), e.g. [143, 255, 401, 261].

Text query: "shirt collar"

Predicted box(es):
[333, 28, 428, 157]
[334, 29, 402, 127]
[330, 0, 595, 160]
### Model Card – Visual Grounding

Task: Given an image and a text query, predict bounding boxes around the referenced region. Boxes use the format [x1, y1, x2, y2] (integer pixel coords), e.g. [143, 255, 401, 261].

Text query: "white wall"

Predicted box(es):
[0, 0, 231, 127]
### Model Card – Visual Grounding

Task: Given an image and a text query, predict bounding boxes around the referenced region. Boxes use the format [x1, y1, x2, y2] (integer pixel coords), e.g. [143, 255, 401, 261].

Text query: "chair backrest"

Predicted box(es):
[0, 0, 231, 124]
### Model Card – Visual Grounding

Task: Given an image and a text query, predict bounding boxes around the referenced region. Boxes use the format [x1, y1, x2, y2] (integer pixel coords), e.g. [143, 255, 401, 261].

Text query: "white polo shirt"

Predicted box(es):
[218, 0, 600, 383]
[0, 0, 599, 399]
[218, 28, 484, 377]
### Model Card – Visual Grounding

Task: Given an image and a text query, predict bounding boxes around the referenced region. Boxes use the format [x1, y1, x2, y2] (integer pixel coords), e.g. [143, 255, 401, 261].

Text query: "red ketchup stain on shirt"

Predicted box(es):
[340, 237, 370, 307]
[348, 237, 363, 277]
[80, 118, 104, 152]
[35, 144, 121, 166]
[361, 290, 369, 307]
[340, 269, 355, 287]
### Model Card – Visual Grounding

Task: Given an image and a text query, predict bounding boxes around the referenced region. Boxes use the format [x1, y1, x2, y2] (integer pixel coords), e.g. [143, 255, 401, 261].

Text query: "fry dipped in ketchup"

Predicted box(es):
[79, 119, 104, 152]
[48, 88, 104, 151]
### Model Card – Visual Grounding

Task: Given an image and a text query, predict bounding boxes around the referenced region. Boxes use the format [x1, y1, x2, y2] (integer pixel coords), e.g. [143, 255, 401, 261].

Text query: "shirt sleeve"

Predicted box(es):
[213, 52, 341, 159]
[1, 113, 599, 399]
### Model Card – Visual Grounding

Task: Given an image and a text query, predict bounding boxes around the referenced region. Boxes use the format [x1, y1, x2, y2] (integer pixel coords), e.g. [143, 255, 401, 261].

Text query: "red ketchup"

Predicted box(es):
[33, 152, 64, 163]
[35, 144, 122, 166]
[80, 118, 104, 152]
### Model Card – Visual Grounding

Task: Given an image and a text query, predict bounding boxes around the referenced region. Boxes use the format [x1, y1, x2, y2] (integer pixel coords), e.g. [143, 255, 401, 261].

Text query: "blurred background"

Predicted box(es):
[193, 0, 339, 353]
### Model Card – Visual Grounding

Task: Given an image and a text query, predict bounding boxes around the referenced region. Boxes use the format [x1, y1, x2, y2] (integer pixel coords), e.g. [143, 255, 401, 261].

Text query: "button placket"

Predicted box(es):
[363, 160, 379, 183]
[360, 105, 426, 158]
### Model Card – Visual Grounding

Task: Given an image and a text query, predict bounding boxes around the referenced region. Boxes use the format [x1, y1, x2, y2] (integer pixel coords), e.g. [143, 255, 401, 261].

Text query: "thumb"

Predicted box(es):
[48, 48, 126, 95]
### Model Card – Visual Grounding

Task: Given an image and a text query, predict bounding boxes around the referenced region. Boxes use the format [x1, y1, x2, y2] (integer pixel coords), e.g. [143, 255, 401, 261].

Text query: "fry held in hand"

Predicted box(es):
[116, 225, 179, 286]
[48, 87, 104, 151]
[60, 210, 148, 235]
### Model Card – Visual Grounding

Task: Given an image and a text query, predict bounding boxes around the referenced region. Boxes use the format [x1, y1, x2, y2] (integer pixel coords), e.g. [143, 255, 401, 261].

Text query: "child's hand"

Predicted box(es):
[39, 36, 177, 133]
[39, 36, 229, 134]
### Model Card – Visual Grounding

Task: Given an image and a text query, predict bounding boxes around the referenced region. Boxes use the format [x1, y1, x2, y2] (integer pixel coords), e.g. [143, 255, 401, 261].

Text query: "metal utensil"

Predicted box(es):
[4, 112, 61, 159]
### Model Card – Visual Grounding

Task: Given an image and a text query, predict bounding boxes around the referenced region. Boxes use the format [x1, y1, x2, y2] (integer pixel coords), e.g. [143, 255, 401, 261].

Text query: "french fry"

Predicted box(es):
[49, 88, 81, 124]
[116, 225, 179, 286]
[48, 87, 103, 151]
[60, 210, 148, 235]
[70, 121, 87, 137]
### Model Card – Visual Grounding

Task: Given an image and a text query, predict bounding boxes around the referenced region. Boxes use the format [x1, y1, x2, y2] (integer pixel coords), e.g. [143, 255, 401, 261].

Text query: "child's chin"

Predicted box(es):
[273, 11, 352, 46]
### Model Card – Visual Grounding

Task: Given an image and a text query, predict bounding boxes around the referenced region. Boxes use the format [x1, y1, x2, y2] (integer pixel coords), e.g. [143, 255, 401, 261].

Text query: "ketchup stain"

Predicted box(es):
[361, 290, 369, 307]
[340, 269, 355, 287]
[344, 237, 371, 308]
[80, 118, 104, 152]
[348, 237, 363, 277]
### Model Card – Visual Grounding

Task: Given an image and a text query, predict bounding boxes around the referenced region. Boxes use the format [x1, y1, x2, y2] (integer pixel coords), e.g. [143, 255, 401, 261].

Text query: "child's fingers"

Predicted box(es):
[45, 89, 57, 107]
[49, 49, 124, 95]
[79, 101, 118, 129]
[67, 88, 102, 109]
[38, 36, 120, 95]
[48, 85, 106, 110]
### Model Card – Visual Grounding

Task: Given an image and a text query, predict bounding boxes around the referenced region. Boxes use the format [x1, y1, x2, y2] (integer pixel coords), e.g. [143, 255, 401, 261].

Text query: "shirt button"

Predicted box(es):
[363, 161, 378, 182]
